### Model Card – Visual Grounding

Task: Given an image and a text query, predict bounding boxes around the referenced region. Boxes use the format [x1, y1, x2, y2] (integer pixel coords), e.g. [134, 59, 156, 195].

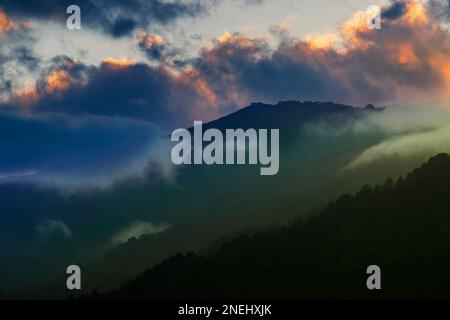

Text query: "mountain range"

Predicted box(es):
[0, 101, 426, 298]
[89, 153, 450, 299]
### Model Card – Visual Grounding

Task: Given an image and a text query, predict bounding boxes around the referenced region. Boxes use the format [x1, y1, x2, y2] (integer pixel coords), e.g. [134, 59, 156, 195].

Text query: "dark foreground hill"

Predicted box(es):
[91, 153, 450, 299]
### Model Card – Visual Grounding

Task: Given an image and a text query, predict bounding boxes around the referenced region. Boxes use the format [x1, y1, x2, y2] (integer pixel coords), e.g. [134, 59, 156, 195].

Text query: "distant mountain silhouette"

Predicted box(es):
[203, 101, 356, 129]
[89, 154, 450, 299]
[188, 101, 368, 140]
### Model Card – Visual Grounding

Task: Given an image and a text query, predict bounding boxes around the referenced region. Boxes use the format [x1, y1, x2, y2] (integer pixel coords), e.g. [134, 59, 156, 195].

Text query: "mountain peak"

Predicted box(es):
[364, 104, 386, 112]
[427, 153, 450, 164]
[405, 153, 450, 185]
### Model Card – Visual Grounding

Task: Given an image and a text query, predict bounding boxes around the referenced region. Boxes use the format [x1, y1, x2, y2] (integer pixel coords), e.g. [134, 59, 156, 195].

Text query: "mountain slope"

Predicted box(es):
[1, 101, 397, 297]
[76, 101, 383, 294]
[95, 154, 450, 299]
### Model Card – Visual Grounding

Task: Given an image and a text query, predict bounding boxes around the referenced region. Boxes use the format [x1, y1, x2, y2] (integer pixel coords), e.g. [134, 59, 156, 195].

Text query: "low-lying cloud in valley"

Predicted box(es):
[111, 220, 170, 246]
[0, 111, 173, 189]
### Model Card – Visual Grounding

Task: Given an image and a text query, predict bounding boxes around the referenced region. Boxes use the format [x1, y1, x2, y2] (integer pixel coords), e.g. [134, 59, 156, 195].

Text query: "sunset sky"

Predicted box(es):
[1, 0, 450, 187]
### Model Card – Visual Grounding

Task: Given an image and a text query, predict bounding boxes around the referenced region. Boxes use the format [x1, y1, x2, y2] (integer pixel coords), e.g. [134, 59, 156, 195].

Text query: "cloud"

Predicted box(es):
[137, 32, 168, 60]
[175, 0, 450, 108]
[0, 9, 32, 35]
[240, 0, 265, 5]
[428, 0, 450, 20]
[0, 0, 265, 38]
[191, 31, 368, 107]
[0, 16, 39, 102]
[383, 0, 407, 20]
[0, 110, 171, 189]
[0, 10, 13, 34]
[0, 0, 210, 37]
[6, 1, 450, 127]
[36, 219, 73, 240]
[316, 104, 450, 170]
[2, 0, 450, 191]
[2, 55, 223, 128]
[111, 220, 169, 246]
[348, 124, 450, 169]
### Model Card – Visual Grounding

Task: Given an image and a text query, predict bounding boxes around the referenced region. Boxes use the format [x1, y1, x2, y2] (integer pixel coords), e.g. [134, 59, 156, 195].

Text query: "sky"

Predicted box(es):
[1, 0, 450, 188]
[13, 0, 390, 65]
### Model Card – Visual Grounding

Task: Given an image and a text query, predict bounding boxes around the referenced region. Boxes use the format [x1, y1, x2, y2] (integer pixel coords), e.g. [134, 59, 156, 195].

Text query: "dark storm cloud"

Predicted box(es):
[0, 0, 208, 37]
[0, 0, 265, 37]
[110, 16, 138, 38]
[2, 55, 217, 129]
[382, 0, 406, 20]
[35, 62, 177, 126]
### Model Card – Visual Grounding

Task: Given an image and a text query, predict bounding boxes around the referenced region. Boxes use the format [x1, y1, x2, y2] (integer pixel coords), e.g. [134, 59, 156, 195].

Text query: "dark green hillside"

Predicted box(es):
[96, 154, 450, 299]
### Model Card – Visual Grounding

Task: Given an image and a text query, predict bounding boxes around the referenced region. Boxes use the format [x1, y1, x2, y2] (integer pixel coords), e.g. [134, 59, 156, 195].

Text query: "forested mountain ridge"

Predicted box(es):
[91, 154, 450, 299]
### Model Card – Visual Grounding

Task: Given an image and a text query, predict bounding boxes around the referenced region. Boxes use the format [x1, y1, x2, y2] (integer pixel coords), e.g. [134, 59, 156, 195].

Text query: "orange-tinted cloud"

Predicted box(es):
[181, 67, 218, 108]
[216, 32, 259, 49]
[404, 0, 428, 24]
[5, 0, 450, 127]
[341, 9, 374, 49]
[396, 43, 420, 69]
[137, 32, 164, 48]
[45, 70, 72, 93]
[5, 58, 86, 112]
[0, 10, 14, 34]
[191, 0, 450, 107]
[339, 0, 450, 101]
[340, 0, 428, 49]
[2, 57, 226, 128]
[102, 57, 137, 69]
[137, 32, 169, 60]
[429, 53, 450, 97]
[304, 33, 340, 50]
[218, 32, 233, 44]
[8, 71, 72, 111]
[0, 10, 33, 35]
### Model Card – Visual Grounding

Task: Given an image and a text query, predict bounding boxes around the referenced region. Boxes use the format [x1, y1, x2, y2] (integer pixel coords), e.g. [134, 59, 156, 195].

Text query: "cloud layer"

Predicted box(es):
[111, 220, 170, 246]
[0, 110, 169, 188]
[0, 0, 209, 37]
[6, 1, 450, 123]
[184, 0, 450, 107]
